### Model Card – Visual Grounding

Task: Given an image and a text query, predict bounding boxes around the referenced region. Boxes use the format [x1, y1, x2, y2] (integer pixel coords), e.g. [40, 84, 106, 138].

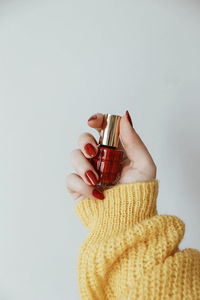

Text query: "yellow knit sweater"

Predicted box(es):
[75, 180, 200, 300]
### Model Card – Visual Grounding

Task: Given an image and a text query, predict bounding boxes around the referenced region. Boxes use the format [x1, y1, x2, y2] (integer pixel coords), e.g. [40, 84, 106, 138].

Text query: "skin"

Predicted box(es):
[66, 112, 157, 202]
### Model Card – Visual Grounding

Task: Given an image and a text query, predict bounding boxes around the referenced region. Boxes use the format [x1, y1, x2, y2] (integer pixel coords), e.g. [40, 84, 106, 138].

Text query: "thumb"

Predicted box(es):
[120, 111, 152, 164]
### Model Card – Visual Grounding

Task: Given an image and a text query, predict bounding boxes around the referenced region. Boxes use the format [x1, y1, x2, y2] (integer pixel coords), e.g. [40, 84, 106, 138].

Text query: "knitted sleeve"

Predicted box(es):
[75, 180, 200, 300]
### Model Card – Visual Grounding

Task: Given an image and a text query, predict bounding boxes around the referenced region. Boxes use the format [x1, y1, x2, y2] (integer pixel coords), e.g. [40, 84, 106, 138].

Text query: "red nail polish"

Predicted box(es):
[92, 188, 105, 200]
[85, 170, 98, 186]
[88, 114, 97, 122]
[90, 114, 124, 190]
[84, 143, 97, 157]
[126, 110, 133, 127]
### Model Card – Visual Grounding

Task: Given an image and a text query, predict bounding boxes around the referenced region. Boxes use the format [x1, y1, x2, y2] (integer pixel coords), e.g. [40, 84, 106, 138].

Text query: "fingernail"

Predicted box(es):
[88, 114, 97, 122]
[92, 188, 105, 200]
[84, 143, 97, 157]
[85, 170, 98, 186]
[126, 110, 133, 127]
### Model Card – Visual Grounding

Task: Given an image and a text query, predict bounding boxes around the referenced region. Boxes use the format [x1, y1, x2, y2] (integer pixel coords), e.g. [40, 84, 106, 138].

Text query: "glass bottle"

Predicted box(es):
[90, 114, 124, 190]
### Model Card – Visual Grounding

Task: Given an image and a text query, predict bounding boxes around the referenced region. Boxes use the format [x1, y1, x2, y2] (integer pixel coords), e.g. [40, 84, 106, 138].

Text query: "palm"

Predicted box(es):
[117, 140, 156, 184]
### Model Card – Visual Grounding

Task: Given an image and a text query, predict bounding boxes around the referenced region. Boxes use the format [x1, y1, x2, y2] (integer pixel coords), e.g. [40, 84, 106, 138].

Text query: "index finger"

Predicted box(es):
[87, 113, 104, 132]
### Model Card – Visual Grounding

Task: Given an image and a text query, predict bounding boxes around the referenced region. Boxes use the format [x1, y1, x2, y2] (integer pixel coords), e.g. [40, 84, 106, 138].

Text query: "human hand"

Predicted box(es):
[66, 111, 157, 201]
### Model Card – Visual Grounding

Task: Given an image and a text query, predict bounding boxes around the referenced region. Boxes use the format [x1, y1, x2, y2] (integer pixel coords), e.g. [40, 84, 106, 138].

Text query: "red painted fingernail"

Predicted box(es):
[126, 110, 133, 127]
[92, 188, 105, 200]
[88, 114, 97, 122]
[85, 170, 98, 186]
[84, 143, 97, 157]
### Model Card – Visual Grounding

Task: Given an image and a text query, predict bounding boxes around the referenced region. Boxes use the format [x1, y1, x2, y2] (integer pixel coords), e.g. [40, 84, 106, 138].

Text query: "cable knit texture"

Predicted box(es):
[75, 180, 200, 300]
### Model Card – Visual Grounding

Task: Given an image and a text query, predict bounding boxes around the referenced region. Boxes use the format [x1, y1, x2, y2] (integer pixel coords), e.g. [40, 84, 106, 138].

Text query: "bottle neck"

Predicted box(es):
[99, 144, 116, 149]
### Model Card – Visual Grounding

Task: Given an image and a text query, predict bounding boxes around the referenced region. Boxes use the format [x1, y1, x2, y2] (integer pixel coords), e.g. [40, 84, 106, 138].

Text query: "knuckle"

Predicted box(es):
[66, 173, 73, 186]
[66, 173, 77, 191]
[66, 172, 76, 183]
[78, 132, 93, 143]
[69, 148, 81, 160]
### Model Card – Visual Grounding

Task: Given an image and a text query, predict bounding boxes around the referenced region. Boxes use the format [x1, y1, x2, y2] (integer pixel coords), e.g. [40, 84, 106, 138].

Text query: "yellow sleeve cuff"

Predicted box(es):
[75, 180, 159, 236]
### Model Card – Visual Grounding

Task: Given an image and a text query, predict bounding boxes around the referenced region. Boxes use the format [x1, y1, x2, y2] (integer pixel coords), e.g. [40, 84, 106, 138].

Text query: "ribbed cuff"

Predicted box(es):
[75, 180, 159, 237]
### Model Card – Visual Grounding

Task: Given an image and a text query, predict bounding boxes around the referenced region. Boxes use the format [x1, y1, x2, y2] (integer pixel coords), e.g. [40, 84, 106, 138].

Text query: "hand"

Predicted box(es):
[66, 111, 157, 201]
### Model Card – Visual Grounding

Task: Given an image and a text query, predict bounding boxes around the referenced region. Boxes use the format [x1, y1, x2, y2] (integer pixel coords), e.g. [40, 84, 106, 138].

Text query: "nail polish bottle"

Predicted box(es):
[90, 114, 124, 190]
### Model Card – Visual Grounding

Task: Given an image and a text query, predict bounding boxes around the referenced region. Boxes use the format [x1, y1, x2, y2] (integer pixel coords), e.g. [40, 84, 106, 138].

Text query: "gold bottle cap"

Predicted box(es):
[99, 114, 121, 147]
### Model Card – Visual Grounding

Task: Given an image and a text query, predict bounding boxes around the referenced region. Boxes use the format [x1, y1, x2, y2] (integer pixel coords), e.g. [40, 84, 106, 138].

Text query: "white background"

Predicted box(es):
[0, 1, 200, 299]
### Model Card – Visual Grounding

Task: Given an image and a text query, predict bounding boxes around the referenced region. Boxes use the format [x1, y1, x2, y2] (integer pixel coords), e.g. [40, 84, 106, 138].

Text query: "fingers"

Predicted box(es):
[87, 113, 104, 132]
[66, 173, 104, 201]
[67, 129, 105, 201]
[70, 149, 99, 186]
[120, 111, 155, 165]
[87, 111, 152, 164]
[78, 132, 98, 158]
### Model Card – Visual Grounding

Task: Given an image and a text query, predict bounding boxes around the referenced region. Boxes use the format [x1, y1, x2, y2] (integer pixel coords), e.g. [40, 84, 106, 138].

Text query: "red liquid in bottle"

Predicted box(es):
[90, 145, 124, 188]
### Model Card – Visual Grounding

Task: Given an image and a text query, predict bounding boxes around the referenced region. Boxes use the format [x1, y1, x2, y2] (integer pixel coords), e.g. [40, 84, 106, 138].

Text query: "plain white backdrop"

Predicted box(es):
[0, 0, 200, 299]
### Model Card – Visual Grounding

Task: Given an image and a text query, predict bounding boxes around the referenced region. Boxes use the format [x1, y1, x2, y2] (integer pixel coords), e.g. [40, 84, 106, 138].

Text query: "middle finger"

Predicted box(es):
[70, 149, 99, 186]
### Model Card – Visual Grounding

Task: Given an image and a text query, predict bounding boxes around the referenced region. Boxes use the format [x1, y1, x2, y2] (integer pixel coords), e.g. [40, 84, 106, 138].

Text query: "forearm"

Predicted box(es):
[75, 180, 200, 300]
